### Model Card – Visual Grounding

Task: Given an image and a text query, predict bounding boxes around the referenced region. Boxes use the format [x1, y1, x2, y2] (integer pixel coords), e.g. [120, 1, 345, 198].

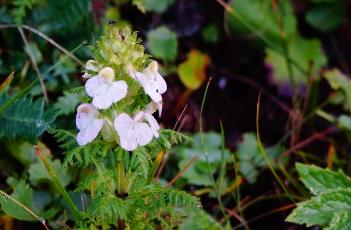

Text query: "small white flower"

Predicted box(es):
[82, 60, 101, 78]
[76, 103, 104, 146]
[133, 61, 167, 103]
[114, 111, 160, 151]
[85, 67, 128, 109]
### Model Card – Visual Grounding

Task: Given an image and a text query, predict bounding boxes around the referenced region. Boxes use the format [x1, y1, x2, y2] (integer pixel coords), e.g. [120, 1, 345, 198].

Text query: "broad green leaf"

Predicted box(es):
[306, 3, 346, 32]
[237, 133, 285, 183]
[0, 180, 36, 221]
[176, 132, 232, 186]
[29, 159, 71, 187]
[147, 26, 178, 61]
[286, 189, 351, 227]
[265, 37, 326, 87]
[296, 163, 351, 195]
[177, 50, 209, 90]
[225, 0, 297, 46]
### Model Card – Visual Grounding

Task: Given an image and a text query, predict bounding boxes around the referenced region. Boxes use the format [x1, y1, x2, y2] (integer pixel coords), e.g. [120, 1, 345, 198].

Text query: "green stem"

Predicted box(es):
[116, 159, 126, 196]
[35, 147, 81, 220]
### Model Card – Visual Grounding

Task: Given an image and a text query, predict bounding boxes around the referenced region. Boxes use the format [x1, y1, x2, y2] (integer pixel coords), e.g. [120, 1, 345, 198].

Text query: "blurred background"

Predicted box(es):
[1, 0, 351, 229]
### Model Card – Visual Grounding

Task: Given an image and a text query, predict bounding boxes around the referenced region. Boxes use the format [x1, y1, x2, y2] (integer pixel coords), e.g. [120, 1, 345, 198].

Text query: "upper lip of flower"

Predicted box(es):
[132, 61, 167, 103]
[85, 67, 128, 109]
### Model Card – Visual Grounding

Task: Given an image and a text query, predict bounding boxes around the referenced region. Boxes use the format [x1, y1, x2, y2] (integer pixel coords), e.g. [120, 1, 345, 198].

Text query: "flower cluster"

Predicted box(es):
[76, 60, 166, 151]
[75, 25, 167, 151]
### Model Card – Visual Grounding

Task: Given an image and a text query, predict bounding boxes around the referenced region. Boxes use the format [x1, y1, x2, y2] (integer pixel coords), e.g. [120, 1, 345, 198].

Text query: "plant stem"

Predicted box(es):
[116, 158, 126, 196]
[34, 146, 81, 220]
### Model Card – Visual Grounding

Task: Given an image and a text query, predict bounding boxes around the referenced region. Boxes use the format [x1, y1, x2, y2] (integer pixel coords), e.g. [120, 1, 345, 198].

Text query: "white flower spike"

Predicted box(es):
[76, 103, 104, 146]
[85, 67, 128, 109]
[133, 61, 167, 103]
[82, 60, 101, 78]
[114, 111, 160, 151]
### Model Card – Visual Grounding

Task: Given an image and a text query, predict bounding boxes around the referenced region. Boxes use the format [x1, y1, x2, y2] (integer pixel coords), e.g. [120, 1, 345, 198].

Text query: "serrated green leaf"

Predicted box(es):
[0, 94, 58, 143]
[296, 163, 351, 195]
[287, 189, 351, 227]
[326, 211, 351, 230]
[147, 26, 178, 61]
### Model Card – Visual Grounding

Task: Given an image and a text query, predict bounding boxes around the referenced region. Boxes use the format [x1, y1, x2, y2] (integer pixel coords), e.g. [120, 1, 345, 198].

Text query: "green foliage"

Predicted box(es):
[296, 163, 351, 195]
[179, 207, 223, 230]
[225, 0, 297, 46]
[324, 69, 351, 111]
[306, 1, 346, 32]
[0, 180, 36, 221]
[236, 133, 285, 184]
[29, 159, 71, 187]
[54, 90, 84, 116]
[132, 0, 175, 13]
[202, 24, 220, 44]
[147, 26, 178, 62]
[287, 163, 351, 229]
[33, 0, 93, 34]
[0, 94, 58, 143]
[12, 0, 36, 24]
[176, 132, 232, 186]
[265, 37, 326, 86]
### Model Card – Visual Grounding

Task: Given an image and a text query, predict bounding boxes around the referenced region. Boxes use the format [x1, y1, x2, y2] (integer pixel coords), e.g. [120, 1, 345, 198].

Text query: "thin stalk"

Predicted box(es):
[255, 92, 295, 203]
[0, 24, 84, 66]
[199, 78, 231, 227]
[17, 26, 48, 103]
[34, 146, 81, 220]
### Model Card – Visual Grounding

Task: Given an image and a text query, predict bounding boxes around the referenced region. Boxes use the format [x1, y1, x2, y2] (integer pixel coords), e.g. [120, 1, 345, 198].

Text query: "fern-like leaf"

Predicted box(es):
[0, 94, 58, 143]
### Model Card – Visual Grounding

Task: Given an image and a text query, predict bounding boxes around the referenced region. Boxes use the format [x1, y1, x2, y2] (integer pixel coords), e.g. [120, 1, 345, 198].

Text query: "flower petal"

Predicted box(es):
[135, 123, 153, 146]
[110, 81, 128, 103]
[144, 113, 160, 138]
[76, 119, 103, 146]
[85, 76, 105, 97]
[135, 72, 162, 103]
[114, 113, 153, 151]
[76, 104, 98, 130]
